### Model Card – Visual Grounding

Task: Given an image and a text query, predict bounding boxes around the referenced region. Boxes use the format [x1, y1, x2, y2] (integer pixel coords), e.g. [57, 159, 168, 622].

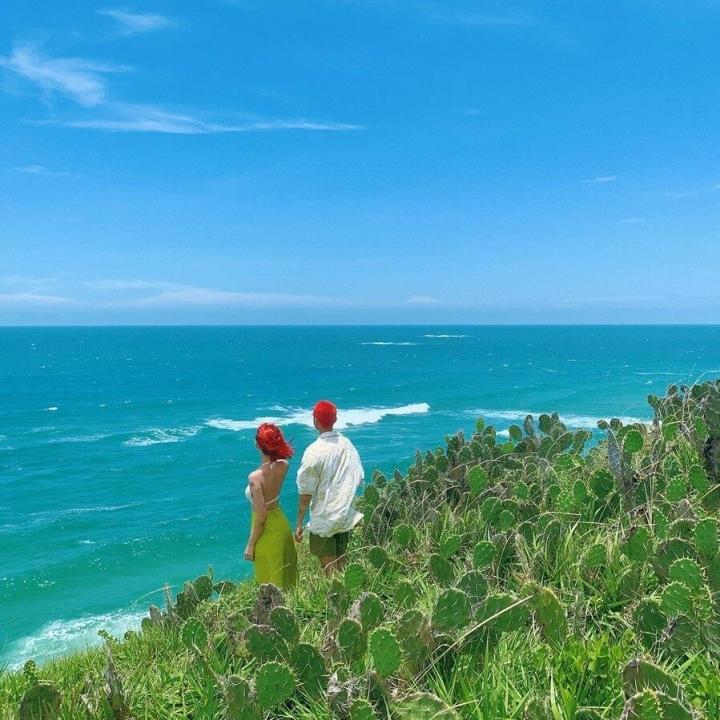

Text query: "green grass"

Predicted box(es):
[4, 381, 720, 719]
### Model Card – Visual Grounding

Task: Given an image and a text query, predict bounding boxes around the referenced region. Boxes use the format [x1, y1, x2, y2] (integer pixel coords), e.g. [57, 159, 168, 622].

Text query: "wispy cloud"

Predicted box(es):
[58, 104, 362, 134]
[2, 42, 360, 135]
[87, 280, 339, 307]
[582, 175, 618, 184]
[0, 292, 75, 306]
[98, 8, 175, 34]
[407, 295, 440, 305]
[0, 43, 126, 107]
[1, 275, 58, 286]
[13, 164, 69, 176]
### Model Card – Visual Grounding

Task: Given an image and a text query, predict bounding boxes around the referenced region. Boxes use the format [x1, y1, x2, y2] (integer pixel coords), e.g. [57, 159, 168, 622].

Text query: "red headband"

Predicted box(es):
[313, 400, 337, 429]
[255, 423, 294, 461]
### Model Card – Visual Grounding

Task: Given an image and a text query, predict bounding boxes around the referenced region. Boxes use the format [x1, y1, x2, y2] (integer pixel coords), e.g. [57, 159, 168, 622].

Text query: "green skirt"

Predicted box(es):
[252, 507, 298, 590]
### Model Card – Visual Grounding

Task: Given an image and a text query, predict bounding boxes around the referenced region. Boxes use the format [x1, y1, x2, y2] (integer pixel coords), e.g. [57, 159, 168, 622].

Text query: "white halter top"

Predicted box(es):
[245, 459, 288, 506]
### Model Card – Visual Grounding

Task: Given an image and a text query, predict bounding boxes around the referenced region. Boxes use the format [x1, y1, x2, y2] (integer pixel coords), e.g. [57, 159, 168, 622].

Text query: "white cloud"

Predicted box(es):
[59, 104, 362, 134]
[87, 280, 338, 307]
[1, 275, 57, 286]
[98, 9, 175, 34]
[0, 293, 75, 306]
[0, 44, 126, 107]
[582, 175, 618, 184]
[13, 164, 69, 176]
[407, 295, 440, 305]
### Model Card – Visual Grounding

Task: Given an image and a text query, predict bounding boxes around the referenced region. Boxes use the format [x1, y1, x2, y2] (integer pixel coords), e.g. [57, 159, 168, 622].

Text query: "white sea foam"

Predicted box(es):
[361, 341, 418, 346]
[422, 334, 470, 338]
[207, 403, 431, 433]
[471, 408, 648, 428]
[2, 609, 146, 669]
[124, 426, 201, 447]
[45, 406, 58, 412]
[49, 433, 108, 444]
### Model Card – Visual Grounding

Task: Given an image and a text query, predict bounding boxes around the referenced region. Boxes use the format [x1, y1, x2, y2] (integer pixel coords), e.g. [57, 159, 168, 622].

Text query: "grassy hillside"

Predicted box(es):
[3, 381, 720, 720]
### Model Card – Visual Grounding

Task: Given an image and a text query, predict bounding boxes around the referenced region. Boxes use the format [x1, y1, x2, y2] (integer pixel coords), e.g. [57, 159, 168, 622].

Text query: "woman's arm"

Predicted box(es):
[244, 479, 268, 560]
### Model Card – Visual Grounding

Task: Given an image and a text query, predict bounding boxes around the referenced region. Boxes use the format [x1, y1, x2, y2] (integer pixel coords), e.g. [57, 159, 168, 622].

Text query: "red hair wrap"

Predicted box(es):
[313, 400, 337, 429]
[255, 423, 294, 461]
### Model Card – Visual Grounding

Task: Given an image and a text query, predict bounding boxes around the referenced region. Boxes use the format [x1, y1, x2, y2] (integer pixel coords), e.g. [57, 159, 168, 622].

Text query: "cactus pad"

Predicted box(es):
[467, 466, 490, 495]
[368, 545, 393, 570]
[181, 618, 208, 650]
[653, 539, 695, 580]
[665, 476, 687, 502]
[225, 675, 261, 720]
[18, 682, 62, 720]
[193, 574, 213, 602]
[473, 540, 496, 569]
[624, 429, 644, 454]
[429, 553, 455, 584]
[270, 606, 299, 646]
[532, 587, 567, 646]
[255, 661, 295, 709]
[479, 592, 529, 633]
[633, 599, 667, 649]
[395, 692, 458, 719]
[344, 563, 369, 596]
[244, 624, 287, 661]
[668, 558, 704, 592]
[622, 658, 682, 702]
[250, 584, 285, 625]
[439, 533, 462, 559]
[660, 582, 694, 618]
[585, 544, 607, 569]
[351, 592, 385, 632]
[623, 690, 663, 720]
[694, 518, 718, 558]
[456, 571, 488, 602]
[368, 627, 402, 676]
[289, 642, 326, 697]
[590, 469, 615, 498]
[337, 618, 366, 661]
[623, 526, 652, 563]
[350, 698, 376, 720]
[432, 588, 471, 630]
[395, 580, 418, 609]
[393, 524, 415, 549]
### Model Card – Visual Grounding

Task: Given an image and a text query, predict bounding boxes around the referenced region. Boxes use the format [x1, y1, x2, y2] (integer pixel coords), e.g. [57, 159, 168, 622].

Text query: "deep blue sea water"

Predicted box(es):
[2, 325, 719, 668]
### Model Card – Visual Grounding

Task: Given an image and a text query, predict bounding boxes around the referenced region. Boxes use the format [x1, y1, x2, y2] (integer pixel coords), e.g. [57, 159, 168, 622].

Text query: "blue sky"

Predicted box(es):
[1, 1, 720, 324]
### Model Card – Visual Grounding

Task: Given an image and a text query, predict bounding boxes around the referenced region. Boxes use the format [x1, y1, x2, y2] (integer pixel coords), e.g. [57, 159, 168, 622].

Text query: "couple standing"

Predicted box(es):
[243, 400, 364, 589]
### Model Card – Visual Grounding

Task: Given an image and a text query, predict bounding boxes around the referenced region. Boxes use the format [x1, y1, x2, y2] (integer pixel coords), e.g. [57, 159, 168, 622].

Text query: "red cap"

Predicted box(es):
[255, 423, 294, 461]
[313, 400, 337, 429]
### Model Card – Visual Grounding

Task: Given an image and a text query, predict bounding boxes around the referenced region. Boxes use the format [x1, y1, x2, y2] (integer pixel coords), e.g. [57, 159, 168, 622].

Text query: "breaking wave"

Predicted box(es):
[207, 403, 431, 433]
[123, 427, 202, 447]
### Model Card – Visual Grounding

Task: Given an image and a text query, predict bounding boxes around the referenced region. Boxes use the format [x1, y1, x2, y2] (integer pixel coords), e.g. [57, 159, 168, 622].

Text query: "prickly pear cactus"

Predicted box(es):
[668, 558, 704, 593]
[479, 593, 529, 633]
[622, 658, 682, 701]
[456, 571, 488, 602]
[532, 587, 567, 647]
[467, 466, 489, 495]
[18, 682, 62, 720]
[350, 698, 376, 720]
[622, 689, 663, 720]
[395, 579, 418, 609]
[337, 618, 367, 661]
[255, 661, 295, 709]
[429, 553, 455, 584]
[193, 574, 213, 602]
[660, 582, 694, 618]
[289, 642, 326, 697]
[344, 563, 369, 596]
[244, 624, 288, 662]
[623, 526, 652, 563]
[181, 617, 208, 650]
[224, 675, 261, 720]
[393, 524, 416, 549]
[270, 606, 300, 647]
[473, 540, 495, 569]
[395, 692, 458, 719]
[432, 588, 471, 631]
[694, 518, 718, 558]
[633, 599, 667, 649]
[250, 584, 285, 625]
[368, 627, 402, 677]
[368, 545, 393, 570]
[351, 592, 384, 632]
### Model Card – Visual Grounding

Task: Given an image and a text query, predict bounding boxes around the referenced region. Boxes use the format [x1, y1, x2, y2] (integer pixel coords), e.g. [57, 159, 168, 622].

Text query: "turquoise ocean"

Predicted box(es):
[2, 325, 719, 668]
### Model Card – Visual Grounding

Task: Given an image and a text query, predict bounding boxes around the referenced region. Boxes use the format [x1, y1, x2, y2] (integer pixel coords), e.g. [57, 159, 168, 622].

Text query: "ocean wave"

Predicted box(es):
[2, 608, 146, 669]
[123, 426, 201, 447]
[471, 408, 648, 428]
[44, 406, 58, 412]
[207, 402, 431, 433]
[422, 334, 469, 338]
[48, 433, 108, 445]
[30, 503, 140, 519]
[361, 341, 418, 346]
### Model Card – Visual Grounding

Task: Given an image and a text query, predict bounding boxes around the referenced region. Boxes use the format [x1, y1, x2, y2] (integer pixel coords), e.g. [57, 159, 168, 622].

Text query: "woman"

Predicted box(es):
[244, 423, 298, 590]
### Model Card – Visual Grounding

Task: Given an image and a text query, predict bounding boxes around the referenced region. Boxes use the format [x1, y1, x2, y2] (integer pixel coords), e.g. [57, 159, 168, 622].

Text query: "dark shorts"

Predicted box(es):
[309, 530, 351, 558]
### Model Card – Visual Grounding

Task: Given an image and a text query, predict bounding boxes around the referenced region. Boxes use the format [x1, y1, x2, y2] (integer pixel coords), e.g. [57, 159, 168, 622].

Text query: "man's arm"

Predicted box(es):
[295, 494, 312, 543]
[295, 449, 319, 542]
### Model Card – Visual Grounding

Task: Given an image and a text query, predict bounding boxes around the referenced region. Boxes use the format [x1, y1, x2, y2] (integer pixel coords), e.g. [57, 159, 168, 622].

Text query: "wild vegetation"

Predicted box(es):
[3, 381, 720, 719]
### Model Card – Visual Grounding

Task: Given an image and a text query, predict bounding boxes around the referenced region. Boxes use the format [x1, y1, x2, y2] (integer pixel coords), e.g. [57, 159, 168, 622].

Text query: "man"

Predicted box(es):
[295, 400, 364, 575]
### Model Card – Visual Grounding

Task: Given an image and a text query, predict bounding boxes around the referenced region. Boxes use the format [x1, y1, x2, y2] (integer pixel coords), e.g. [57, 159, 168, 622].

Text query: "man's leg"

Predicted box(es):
[335, 531, 351, 573]
[318, 554, 340, 576]
[310, 533, 340, 576]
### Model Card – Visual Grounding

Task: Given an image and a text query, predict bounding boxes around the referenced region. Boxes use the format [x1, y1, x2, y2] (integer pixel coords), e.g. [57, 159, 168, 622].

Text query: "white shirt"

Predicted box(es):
[297, 431, 364, 537]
